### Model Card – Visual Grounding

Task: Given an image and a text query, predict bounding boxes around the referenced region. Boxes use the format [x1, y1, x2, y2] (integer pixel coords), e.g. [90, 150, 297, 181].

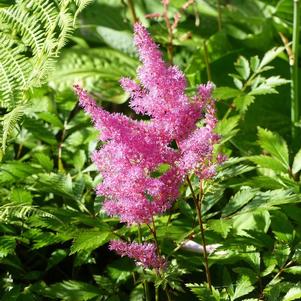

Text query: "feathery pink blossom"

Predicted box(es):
[75, 23, 221, 225]
[109, 240, 166, 269]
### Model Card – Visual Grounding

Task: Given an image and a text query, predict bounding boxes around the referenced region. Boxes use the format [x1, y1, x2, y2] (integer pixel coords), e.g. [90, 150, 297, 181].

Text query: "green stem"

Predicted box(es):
[138, 226, 151, 301]
[291, 0, 300, 147]
[155, 287, 159, 301]
[203, 40, 212, 81]
[186, 176, 212, 291]
[165, 288, 172, 301]
[217, 0, 222, 31]
[127, 0, 138, 24]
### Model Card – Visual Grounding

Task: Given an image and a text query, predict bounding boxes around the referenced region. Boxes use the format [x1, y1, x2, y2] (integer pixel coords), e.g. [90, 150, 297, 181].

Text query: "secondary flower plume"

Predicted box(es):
[75, 23, 220, 225]
[109, 240, 166, 269]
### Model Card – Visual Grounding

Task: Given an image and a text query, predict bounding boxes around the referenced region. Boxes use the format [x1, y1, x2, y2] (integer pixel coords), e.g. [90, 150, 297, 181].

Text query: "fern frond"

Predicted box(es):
[0, 7, 46, 56]
[0, 202, 59, 222]
[0, 60, 16, 106]
[0, 0, 92, 109]
[0, 36, 30, 87]
[24, 0, 58, 32]
[57, 10, 74, 50]
[1, 104, 25, 152]
[50, 48, 136, 86]
[73, 0, 93, 21]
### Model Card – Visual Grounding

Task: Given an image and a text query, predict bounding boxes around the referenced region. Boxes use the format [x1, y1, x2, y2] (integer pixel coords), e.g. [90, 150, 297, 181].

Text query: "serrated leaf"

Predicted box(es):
[70, 229, 111, 254]
[292, 148, 301, 175]
[233, 275, 255, 300]
[233, 78, 243, 89]
[284, 266, 301, 275]
[45, 280, 101, 300]
[265, 76, 290, 86]
[248, 155, 287, 173]
[257, 127, 289, 170]
[222, 188, 256, 216]
[0, 236, 16, 258]
[249, 84, 278, 95]
[46, 249, 68, 271]
[235, 56, 250, 80]
[186, 283, 219, 301]
[283, 287, 301, 301]
[34, 153, 54, 172]
[73, 150, 86, 171]
[96, 26, 135, 54]
[216, 115, 240, 143]
[1, 105, 25, 152]
[271, 211, 294, 242]
[10, 188, 32, 203]
[130, 284, 144, 301]
[37, 112, 64, 128]
[34, 173, 75, 199]
[213, 87, 241, 100]
[233, 94, 255, 113]
[259, 46, 285, 69]
[250, 56, 260, 72]
[208, 219, 232, 238]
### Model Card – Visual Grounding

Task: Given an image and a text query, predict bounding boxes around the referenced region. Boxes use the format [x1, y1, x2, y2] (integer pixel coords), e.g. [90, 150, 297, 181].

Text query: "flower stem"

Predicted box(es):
[291, 0, 300, 148]
[186, 176, 212, 291]
[203, 40, 212, 81]
[127, 0, 138, 24]
[138, 226, 151, 301]
[217, 0, 222, 31]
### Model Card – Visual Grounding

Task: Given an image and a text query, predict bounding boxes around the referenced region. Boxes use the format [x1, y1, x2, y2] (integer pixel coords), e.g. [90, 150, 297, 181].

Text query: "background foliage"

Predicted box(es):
[0, 0, 301, 300]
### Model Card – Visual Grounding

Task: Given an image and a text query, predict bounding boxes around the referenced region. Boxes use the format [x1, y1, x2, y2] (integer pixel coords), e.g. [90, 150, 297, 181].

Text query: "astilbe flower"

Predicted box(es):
[109, 240, 166, 269]
[75, 23, 222, 269]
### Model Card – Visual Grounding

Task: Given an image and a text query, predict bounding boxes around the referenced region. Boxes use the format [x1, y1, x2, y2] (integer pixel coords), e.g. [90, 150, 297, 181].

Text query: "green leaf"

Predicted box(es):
[213, 87, 241, 100]
[233, 94, 255, 113]
[0, 236, 16, 258]
[37, 112, 64, 128]
[34, 173, 75, 199]
[233, 275, 255, 300]
[283, 287, 301, 301]
[208, 219, 232, 238]
[1, 104, 25, 152]
[250, 56, 260, 72]
[10, 188, 32, 203]
[249, 84, 278, 95]
[96, 27, 135, 54]
[70, 229, 111, 254]
[34, 153, 54, 172]
[257, 127, 289, 170]
[248, 155, 288, 173]
[222, 188, 257, 216]
[235, 56, 250, 80]
[130, 284, 145, 301]
[216, 115, 240, 143]
[186, 283, 219, 301]
[271, 211, 294, 243]
[258, 46, 285, 69]
[73, 150, 86, 171]
[46, 249, 68, 271]
[233, 78, 243, 90]
[233, 210, 271, 236]
[284, 266, 301, 275]
[44, 280, 101, 300]
[292, 148, 301, 175]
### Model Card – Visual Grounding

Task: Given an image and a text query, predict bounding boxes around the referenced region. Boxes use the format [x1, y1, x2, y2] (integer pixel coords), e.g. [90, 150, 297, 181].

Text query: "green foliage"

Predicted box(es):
[0, 0, 301, 300]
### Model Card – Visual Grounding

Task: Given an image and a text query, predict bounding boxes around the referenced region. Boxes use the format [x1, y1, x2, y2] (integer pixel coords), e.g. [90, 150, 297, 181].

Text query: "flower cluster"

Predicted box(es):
[109, 240, 166, 269]
[75, 23, 221, 269]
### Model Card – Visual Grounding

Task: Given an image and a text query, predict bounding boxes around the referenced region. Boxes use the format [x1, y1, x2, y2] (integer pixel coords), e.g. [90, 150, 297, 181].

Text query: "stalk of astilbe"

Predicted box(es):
[75, 23, 221, 269]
